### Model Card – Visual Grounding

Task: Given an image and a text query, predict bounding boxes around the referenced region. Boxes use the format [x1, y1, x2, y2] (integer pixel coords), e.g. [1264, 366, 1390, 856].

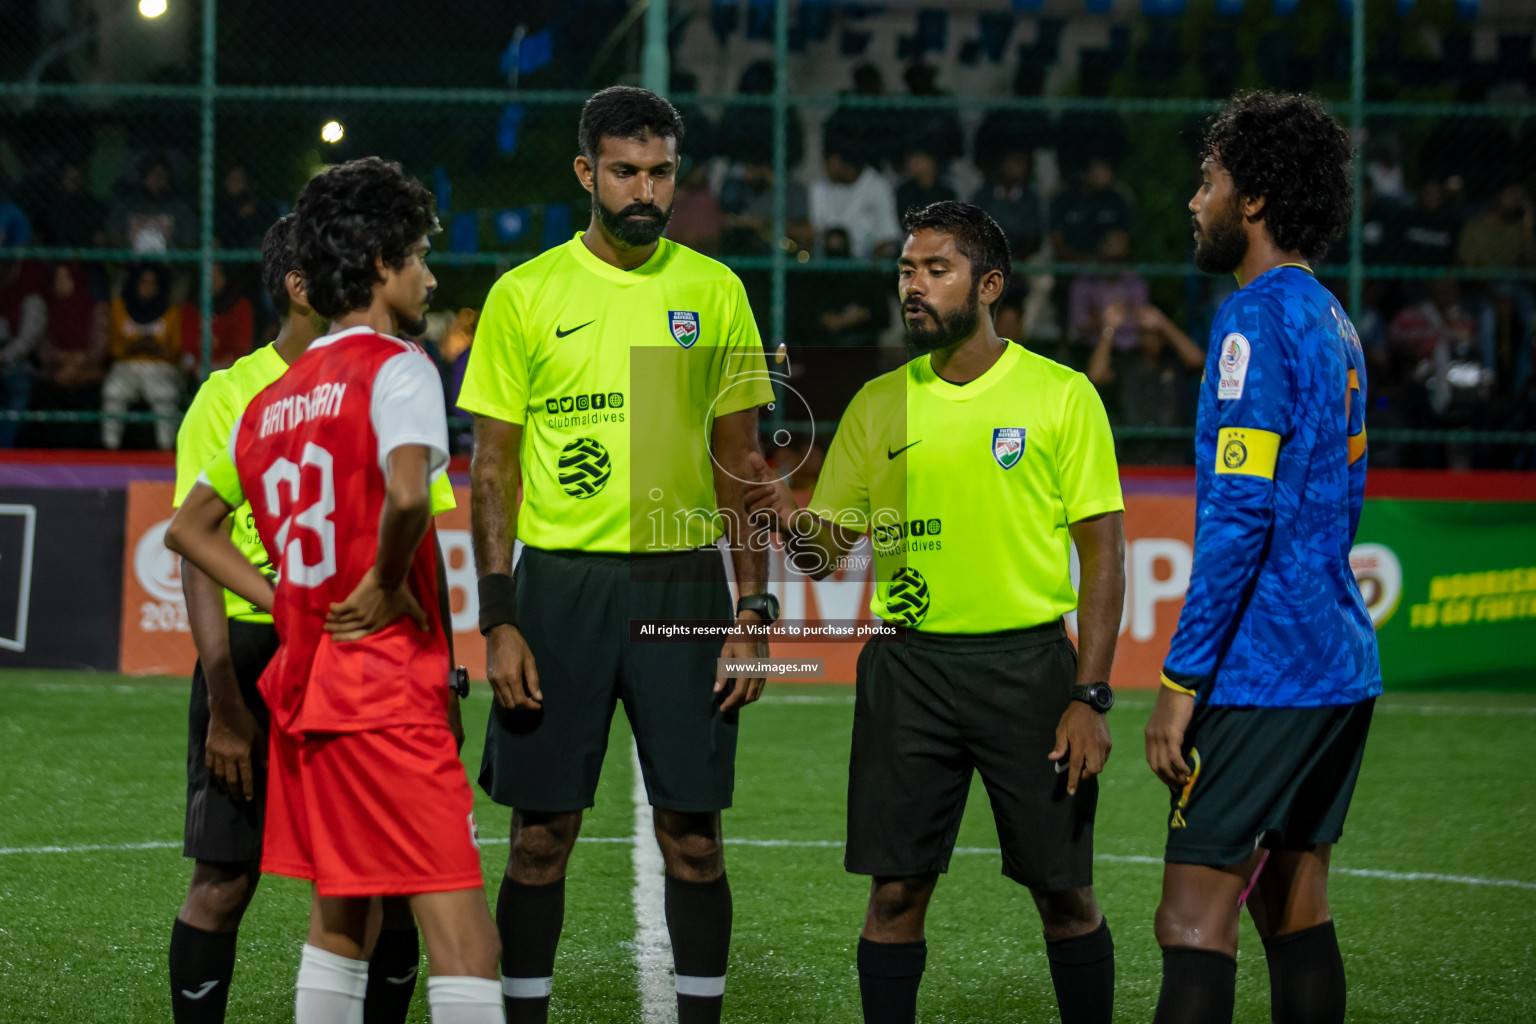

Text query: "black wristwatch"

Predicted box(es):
[736, 593, 781, 625]
[1071, 681, 1115, 713]
[448, 666, 469, 699]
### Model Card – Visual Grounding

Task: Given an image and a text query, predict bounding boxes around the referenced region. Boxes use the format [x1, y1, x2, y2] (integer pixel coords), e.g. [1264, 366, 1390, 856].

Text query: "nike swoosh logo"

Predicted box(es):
[180, 980, 220, 1000]
[887, 440, 922, 459]
[555, 320, 595, 338]
[386, 966, 419, 985]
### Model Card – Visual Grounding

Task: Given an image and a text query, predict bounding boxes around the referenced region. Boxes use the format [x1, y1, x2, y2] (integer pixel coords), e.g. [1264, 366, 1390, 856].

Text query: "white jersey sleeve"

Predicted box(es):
[370, 349, 450, 480]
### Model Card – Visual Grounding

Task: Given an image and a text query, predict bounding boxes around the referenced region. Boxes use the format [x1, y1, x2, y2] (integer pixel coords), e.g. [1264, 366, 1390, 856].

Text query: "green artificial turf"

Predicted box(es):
[1, 674, 1532, 1022]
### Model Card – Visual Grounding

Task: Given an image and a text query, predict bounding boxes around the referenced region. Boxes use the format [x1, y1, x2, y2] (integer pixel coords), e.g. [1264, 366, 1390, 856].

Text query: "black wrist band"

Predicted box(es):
[477, 573, 517, 635]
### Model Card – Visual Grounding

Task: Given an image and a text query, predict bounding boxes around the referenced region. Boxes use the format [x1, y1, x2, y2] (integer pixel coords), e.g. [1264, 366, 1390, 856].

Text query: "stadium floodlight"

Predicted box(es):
[321, 120, 345, 144]
[138, 0, 167, 18]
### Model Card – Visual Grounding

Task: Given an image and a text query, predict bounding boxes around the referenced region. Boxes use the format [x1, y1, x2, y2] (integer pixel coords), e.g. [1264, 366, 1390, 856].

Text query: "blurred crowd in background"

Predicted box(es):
[2, 0, 1535, 470]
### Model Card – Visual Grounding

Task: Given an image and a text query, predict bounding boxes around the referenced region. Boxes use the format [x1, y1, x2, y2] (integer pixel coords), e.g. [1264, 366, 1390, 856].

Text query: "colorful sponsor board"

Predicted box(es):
[117, 483, 1536, 687]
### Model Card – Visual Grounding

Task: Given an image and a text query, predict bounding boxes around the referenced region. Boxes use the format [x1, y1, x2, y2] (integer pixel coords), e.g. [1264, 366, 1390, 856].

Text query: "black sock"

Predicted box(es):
[664, 873, 733, 1024]
[363, 927, 420, 1024]
[1153, 947, 1237, 1024]
[1263, 921, 1345, 1024]
[856, 937, 926, 1024]
[1045, 918, 1114, 1024]
[169, 919, 237, 1024]
[497, 877, 565, 1024]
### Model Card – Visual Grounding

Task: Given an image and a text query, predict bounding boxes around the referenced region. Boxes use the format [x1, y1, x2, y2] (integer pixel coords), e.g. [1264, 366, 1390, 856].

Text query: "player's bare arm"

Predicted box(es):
[324, 444, 433, 640]
[1050, 511, 1124, 796]
[470, 414, 542, 710]
[1145, 680, 1196, 790]
[742, 451, 859, 580]
[711, 407, 770, 710]
[167, 484, 277, 613]
[183, 560, 262, 801]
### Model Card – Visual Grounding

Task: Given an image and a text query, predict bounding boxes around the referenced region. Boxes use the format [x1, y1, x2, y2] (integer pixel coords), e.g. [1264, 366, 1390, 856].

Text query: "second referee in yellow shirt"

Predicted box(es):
[747, 201, 1126, 1024]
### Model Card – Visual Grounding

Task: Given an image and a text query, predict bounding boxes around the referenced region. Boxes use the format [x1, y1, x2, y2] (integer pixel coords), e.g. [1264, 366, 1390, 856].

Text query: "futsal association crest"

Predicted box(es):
[669, 310, 700, 348]
[991, 427, 1026, 469]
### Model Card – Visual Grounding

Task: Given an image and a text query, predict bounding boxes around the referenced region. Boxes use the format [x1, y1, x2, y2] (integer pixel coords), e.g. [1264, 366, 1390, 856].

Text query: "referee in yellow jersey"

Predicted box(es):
[747, 201, 1126, 1024]
[457, 86, 775, 1024]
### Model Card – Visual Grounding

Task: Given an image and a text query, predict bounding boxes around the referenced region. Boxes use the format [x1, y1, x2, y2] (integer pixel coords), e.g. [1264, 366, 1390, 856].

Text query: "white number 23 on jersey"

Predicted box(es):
[261, 442, 338, 588]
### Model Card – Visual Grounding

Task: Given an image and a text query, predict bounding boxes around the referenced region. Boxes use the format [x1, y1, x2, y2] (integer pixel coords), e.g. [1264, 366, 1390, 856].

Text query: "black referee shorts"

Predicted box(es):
[1165, 698, 1375, 867]
[183, 618, 279, 864]
[479, 545, 736, 814]
[845, 621, 1097, 892]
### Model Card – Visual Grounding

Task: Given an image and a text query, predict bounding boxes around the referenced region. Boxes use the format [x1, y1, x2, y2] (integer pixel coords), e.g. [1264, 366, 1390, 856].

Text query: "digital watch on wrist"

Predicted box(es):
[736, 593, 781, 625]
[1071, 681, 1115, 713]
[448, 666, 469, 699]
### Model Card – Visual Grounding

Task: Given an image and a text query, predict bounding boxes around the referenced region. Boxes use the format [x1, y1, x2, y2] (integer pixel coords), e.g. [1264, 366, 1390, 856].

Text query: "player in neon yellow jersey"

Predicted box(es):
[167, 214, 455, 1024]
[460, 86, 775, 1024]
[746, 202, 1126, 1024]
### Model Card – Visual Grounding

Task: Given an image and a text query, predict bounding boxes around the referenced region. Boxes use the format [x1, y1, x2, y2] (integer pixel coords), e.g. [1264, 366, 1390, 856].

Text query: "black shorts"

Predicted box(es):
[184, 619, 280, 864]
[845, 621, 1096, 891]
[1164, 698, 1375, 867]
[479, 546, 736, 814]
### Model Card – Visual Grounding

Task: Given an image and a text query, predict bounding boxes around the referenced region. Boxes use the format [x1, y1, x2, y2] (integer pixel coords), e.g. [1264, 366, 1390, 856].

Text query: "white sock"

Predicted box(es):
[427, 975, 506, 1023]
[295, 943, 368, 1024]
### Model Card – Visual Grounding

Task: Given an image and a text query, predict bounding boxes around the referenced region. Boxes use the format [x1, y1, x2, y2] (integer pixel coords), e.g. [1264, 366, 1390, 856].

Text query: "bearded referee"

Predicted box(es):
[1145, 92, 1380, 1024]
[746, 201, 1125, 1024]
[458, 86, 774, 1024]
[167, 214, 456, 1024]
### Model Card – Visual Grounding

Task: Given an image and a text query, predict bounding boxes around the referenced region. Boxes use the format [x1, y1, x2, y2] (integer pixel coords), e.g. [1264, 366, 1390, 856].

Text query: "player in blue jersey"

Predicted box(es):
[1144, 92, 1381, 1024]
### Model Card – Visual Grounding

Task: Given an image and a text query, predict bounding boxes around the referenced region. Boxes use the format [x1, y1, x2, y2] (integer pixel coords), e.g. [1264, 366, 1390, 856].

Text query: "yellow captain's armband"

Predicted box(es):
[1214, 427, 1280, 479]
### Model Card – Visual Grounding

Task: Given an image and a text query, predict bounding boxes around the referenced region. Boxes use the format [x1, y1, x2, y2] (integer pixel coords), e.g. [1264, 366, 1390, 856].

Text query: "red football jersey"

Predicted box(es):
[229, 328, 449, 736]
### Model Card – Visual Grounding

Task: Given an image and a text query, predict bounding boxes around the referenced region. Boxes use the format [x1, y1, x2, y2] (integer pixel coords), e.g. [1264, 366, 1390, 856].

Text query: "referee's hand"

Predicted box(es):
[486, 624, 542, 711]
[742, 452, 797, 536]
[717, 619, 769, 711]
[1049, 702, 1113, 797]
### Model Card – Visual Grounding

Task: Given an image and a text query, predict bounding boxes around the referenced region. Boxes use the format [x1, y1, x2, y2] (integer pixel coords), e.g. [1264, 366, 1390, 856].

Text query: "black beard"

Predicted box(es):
[397, 290, 433, 337]
[1193, 196, 1249, 274]
[904, 289, 982, 354]
[595, 191, 671, 247]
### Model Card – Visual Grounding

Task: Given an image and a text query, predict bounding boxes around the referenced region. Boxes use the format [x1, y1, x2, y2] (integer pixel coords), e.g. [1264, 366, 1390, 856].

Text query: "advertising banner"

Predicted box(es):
[0, 487, 124, 671]
[117, 481, 1536, 689]
[1353, 500, 1536, 687]
[119, 481, 487, 678]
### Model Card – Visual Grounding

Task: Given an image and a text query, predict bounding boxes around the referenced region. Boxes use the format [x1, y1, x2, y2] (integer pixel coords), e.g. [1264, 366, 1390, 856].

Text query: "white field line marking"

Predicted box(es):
[630, 742, 674, 1024]
[7, 835, 1533, 893]
[0, 840, 181, 855]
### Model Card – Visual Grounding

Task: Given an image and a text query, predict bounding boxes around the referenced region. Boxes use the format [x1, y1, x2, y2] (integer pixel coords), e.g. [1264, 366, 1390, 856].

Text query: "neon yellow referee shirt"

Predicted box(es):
[174, 343, 456, 622]
[809, 342, 1123, 633]
[458, 234, 774, 553]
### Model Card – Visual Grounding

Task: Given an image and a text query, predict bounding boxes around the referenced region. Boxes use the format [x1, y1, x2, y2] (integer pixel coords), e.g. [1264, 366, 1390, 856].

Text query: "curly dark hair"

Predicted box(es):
[578, 85, 684, 161]
[1202, 91, 1353, 261]
[902, 200, 1012, 304]
[260, 212, 297, 317]
[292, 157, 438, 319]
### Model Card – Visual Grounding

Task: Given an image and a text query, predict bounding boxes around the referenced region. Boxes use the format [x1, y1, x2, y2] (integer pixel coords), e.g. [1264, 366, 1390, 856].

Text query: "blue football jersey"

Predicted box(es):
[1163, 266, 1382, 707]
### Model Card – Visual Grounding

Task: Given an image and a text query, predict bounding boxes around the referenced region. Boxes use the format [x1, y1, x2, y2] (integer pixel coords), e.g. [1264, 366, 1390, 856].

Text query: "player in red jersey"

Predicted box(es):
[169, 157, 502, 1024]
